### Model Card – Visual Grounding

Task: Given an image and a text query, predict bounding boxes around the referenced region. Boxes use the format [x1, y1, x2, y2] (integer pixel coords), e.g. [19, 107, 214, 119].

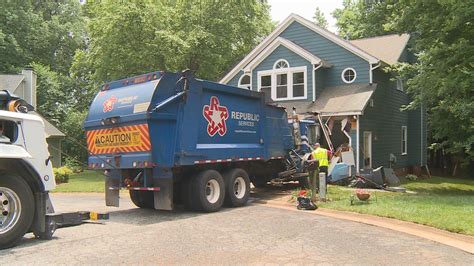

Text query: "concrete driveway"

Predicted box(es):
[0, 193, 472, 265]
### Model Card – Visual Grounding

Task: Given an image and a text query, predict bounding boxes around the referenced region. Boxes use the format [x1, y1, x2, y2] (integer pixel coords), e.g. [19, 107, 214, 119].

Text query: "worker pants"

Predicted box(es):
[315, 166, 328, 191]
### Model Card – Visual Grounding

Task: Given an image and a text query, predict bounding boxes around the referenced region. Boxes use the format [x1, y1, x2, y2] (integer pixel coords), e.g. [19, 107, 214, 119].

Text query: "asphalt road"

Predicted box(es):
[0, 193, 472, 265]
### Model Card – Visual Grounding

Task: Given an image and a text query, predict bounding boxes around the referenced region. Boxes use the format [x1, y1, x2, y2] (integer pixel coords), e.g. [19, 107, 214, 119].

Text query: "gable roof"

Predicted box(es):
[350, 34, 410, 65]
[0, 75, 24, 92]
[220, 13, 379, 83]
[243, 37, 331, 72]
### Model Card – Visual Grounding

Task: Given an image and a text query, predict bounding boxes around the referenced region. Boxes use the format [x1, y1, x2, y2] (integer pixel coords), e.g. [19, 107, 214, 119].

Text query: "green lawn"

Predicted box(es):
[53, 170, 105, 193]
[319, 177, 474, 235]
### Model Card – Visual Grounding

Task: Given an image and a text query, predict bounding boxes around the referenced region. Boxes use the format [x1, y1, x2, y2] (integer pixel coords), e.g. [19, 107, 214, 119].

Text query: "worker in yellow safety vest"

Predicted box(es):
[312, 143, 330, 171]
[309, 143, 331, 192]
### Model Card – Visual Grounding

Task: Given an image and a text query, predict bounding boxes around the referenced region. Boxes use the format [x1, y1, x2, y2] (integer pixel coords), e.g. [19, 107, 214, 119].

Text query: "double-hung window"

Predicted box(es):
[401, 126, 407, 155]
[257, 59, 307, 101]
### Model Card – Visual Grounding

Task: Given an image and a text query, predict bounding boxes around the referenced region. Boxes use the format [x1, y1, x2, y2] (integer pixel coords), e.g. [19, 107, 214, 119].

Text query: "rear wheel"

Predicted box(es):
[129, 190, 154, 209]
[191, 170, 224, 212]
[223, 169, 250, 207]
[0, 174, 35, 249]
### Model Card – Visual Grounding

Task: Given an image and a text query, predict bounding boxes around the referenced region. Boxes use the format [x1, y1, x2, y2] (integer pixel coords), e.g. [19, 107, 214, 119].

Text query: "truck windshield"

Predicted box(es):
[0, 120, 18, 143]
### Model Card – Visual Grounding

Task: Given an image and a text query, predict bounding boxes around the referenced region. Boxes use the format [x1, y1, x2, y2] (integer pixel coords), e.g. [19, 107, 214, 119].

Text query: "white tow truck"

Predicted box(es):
[0, 91, 105, 249]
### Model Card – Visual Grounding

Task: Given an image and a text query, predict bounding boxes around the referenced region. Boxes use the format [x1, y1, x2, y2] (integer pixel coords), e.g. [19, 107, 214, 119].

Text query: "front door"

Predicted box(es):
[363, 131, 372, 169]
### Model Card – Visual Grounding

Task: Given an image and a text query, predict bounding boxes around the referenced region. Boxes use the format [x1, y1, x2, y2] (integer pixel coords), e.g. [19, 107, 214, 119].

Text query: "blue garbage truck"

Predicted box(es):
[84, 70, 315, 212]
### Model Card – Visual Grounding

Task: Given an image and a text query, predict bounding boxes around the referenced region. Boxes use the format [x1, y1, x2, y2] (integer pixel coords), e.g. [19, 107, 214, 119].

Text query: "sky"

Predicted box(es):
[268, 0, 344, 33]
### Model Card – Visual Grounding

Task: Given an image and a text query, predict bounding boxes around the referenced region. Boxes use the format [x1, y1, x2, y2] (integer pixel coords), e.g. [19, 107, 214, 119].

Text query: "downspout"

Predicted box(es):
[369, 63, 381, 84]
[356, 115, 360, 173]
[312, 63, 323, 102]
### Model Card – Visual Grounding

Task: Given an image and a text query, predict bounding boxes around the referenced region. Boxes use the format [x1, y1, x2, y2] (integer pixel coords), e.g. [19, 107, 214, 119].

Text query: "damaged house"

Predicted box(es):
[220, 14, 426, 173]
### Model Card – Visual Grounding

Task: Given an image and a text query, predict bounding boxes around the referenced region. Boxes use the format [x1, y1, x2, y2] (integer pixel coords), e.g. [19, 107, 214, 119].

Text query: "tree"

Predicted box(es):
[313, 7, 328, 29]
[332, 0, 397, 39]
[73, 0, 273, 84]
[0, 0, 85, 74]
[392, 0, 474, 165]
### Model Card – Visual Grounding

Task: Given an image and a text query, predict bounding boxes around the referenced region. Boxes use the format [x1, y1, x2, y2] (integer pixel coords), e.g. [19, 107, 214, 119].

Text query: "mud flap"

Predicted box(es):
[153, 169, 173, 210]
[31, 192, 55, 235]
[105, 169, 121, 207]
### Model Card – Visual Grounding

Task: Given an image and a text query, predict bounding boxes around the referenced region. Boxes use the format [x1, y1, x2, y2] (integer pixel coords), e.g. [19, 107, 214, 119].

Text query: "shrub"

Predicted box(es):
[405, 174, 418, 181]
[64, 157, 84, 173]
[54, 166, 74, 184]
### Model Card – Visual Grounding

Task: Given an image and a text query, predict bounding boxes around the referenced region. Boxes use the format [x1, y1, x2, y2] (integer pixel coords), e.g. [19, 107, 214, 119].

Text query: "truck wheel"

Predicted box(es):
[192, 170, 224, 212]
[129, 190, 154, 209]
[0, 174, 35, 249]
[180, 178, 198, 210]
[223, 169, 250, 207]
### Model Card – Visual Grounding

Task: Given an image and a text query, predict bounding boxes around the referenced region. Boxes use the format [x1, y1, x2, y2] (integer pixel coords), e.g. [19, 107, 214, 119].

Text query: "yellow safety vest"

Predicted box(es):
[312, 147, 329, 167]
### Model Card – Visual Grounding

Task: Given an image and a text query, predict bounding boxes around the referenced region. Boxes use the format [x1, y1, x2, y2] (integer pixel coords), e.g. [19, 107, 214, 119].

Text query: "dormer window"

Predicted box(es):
[273, 59, 289, 69]
[238, 74, 251, 90]
[342, 67, 357, 84]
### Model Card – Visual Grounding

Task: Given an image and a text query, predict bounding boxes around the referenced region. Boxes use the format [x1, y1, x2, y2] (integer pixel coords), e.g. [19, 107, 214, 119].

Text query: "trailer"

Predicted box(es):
[85, 70, 312, 212]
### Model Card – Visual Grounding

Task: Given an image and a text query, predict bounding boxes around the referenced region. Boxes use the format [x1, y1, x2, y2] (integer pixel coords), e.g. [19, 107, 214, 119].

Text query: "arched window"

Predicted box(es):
[257, 59, 306, 101]
[238, 74, 251, 90]
[273, 59, 289, 69]
[341, 67, 357, 84]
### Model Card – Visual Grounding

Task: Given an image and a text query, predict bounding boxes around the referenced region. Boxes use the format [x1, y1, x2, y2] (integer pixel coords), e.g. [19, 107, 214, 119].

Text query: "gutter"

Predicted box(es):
[312, 63, 323, 102]
[369, 63, 381, 84]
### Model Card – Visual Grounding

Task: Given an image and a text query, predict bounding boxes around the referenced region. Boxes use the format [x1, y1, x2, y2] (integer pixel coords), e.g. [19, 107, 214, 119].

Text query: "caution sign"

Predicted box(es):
[86, 124, 151, 154]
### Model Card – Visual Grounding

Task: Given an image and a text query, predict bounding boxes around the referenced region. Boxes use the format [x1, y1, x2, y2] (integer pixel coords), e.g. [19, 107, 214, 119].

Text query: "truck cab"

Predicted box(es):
[0, 91, 56, 249]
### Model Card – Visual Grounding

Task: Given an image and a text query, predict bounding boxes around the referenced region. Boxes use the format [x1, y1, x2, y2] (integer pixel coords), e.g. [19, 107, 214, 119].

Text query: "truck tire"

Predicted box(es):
[0, 174, 35, 249]
[129, 190, 154, 209]
[180, 178, 198, 210]
[223, 169, 250, 207]
[192, 170, 224, 212]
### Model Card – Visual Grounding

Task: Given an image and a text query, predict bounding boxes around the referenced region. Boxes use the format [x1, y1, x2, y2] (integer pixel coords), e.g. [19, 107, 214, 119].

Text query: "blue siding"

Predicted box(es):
[228, 70, 244, 88]
[252, 45, 313, 100]
[279, 21, 370, 86]
[224, 20, 371, 93]
[315, 68, 327, 98]
[359, 69, 419, 169]
[408, 107, 427, 166]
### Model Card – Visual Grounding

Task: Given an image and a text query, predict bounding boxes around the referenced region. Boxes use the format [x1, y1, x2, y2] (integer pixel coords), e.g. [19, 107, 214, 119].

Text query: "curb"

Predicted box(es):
[252, 198, 474, 254]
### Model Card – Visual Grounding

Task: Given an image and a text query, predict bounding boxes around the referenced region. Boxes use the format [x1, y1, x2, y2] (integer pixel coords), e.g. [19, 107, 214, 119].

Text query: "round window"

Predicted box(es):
[341, 68, 357, 83]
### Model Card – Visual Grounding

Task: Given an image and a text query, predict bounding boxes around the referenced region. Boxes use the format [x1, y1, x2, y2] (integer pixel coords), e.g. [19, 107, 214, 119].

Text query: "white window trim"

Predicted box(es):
[401, 126, 407, 155]
[396, 78, 404, 91]
[258, 65, 307, 101]
[273, 59, 290, 69]
[237, 73, 252, 90]
[341, 67, 357, 84]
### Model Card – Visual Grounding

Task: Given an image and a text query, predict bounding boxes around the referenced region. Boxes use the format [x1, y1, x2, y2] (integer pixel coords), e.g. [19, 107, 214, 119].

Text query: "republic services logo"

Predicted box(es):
[103, 96, 117, 113]
[203, 96, 229, 137]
